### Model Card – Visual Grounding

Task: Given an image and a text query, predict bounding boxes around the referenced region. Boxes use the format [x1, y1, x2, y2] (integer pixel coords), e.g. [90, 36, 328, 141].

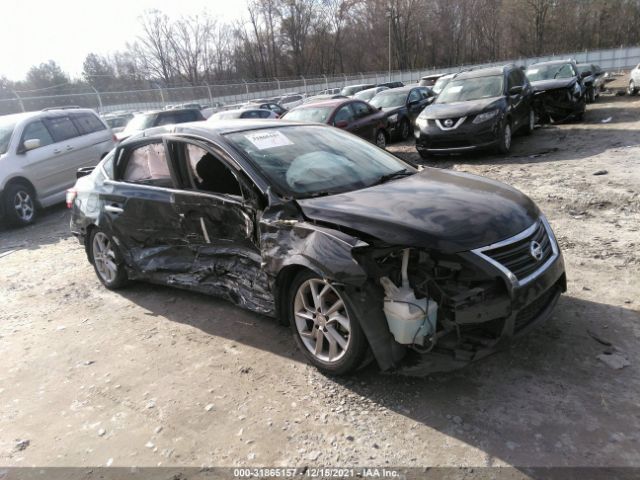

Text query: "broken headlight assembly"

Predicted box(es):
[353, 246, 509, 352]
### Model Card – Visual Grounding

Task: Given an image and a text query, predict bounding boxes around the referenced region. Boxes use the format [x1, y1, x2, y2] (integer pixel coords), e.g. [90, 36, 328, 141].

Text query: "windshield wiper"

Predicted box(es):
[369, 169, 413, 187]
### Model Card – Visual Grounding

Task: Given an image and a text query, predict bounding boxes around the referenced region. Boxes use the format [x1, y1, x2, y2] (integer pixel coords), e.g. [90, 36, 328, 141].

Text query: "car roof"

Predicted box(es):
[528, 60, 574, 67]
[375, 86, 417, 95]
[343, 83, 374, 88]
[294, 98, 352, 108]
[453, 66, 508, 80]
[137, 108, 201, 116]
[1, 108, 98, 125]
[121, 119, 312, 145]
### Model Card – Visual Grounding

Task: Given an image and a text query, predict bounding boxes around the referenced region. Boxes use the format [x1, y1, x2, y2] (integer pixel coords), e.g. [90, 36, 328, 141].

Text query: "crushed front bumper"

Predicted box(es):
[397, 249, 566, 375]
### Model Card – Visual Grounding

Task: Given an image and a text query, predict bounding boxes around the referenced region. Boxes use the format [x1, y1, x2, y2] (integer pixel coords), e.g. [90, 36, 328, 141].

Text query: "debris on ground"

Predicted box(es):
[15, 439, 30, 451]
[601, 117, 613, 123]
[593, 170, 609, 175]
[98, 428, 106, 437]
[597, 353, 630, 370]
[205, 403, 214, 411]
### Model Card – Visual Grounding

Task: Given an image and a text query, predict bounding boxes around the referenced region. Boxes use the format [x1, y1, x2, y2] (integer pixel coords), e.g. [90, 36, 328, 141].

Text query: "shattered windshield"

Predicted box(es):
[526, 63, 576, 82]
[436, 75, 504, 103]
[0, 117, 17, 155]
[225, 126, 413, 198]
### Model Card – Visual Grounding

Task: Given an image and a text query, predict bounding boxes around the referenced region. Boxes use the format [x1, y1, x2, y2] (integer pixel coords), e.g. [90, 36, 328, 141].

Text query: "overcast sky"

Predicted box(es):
[0, 0, 248, 81]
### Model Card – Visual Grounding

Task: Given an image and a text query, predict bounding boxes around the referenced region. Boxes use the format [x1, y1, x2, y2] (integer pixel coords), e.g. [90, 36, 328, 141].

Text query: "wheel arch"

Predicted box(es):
[274, 262, 326, 326]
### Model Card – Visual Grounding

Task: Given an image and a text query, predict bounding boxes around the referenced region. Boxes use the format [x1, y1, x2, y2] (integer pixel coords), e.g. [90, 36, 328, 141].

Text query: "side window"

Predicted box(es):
[21, 121, 54, 149]
[156, 113, 179, 126]
[122, 142, 174, 187]
[185, 143, 242, 196]
[257, 110, 272, 118]
[507, 70, 522, 89]
[334, 105, 355, 124]
[72, 113, 106, 135]
[44, 116, 80, 142]
[352, 102, 372, 118]
[408, 89, 421, 103]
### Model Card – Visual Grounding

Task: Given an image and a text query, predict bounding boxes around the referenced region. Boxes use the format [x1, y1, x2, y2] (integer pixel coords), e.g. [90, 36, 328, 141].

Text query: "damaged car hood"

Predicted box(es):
[421, 97, 502, 119]
[530, 78, 576, 92]
[297, 168, 539, 252]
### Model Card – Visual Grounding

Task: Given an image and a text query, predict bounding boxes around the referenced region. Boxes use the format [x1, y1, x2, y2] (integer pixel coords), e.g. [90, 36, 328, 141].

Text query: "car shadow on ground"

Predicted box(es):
[120, 282, 640, 467]
[0, 204, 72, 254]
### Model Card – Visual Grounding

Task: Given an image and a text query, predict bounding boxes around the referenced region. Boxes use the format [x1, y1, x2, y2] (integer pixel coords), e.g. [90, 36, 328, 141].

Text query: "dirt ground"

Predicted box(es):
[1, 78, 639, 471]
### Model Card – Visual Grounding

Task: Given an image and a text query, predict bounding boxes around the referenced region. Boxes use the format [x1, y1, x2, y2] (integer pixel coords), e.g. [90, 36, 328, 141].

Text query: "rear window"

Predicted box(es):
[72, 113, 106, 135]
[44, 116, 80, 142]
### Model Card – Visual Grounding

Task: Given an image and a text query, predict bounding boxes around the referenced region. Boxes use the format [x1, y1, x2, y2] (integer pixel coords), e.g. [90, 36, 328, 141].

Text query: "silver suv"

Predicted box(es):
[629, 63, 640, 95]
[0, 108, 114, 226]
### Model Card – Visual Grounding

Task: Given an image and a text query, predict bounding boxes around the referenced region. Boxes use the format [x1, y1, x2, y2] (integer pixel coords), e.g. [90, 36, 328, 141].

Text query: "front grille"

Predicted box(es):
[482, 221, 554, 281]
[514, 285, 559, 331]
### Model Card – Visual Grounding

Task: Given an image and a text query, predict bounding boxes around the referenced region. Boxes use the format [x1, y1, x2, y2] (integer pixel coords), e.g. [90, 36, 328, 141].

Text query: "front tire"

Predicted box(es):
[4, 183, 36, 226]
[629, 80, 638, 96]
[375, 129, 387, 149]
[399, 119, 410, 141]
[90, 228, 128, 289]
[288, 270, 368, 375]
[496, 120, 512, 154]
[524, 109, 535, 135]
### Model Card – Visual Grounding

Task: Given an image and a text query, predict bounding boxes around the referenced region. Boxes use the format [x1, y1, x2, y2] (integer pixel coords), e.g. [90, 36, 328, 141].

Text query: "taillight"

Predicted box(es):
[66, 189, 77, 209]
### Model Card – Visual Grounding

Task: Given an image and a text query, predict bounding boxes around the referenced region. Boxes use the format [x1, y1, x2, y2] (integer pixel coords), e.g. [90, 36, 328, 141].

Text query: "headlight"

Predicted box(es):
[388, 113, 398, 124]
[415, 117, 428, 129]
[472, 109, 499, 124]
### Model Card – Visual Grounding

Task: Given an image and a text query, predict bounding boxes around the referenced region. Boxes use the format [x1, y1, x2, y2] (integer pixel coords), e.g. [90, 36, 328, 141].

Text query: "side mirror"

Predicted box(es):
[335, 120, 349, 128]
[508, 86, 523, 95]
[581, 71, 592, 78]
[23, 138, 41, 151]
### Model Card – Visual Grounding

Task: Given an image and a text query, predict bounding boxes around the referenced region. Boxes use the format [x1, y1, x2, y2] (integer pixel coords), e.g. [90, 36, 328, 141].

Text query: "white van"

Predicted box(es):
[0, 108, 114, 226]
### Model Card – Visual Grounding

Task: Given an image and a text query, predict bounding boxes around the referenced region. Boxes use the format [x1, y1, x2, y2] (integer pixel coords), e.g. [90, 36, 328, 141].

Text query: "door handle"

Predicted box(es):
[66, 145, 74, 151]
[104, 204, 124, 214]
[53, 148, 62, 154]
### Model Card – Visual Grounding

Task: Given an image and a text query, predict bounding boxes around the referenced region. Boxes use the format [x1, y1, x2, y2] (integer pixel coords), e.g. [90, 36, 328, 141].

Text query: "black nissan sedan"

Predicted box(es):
[69, 121, 566, 375]
[414, 65, 534, 158]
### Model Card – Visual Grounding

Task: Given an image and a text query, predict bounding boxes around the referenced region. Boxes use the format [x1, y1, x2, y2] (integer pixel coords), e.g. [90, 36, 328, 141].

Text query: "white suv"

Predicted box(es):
[0, 108, 114, 226]
[629, 63, 640, 95]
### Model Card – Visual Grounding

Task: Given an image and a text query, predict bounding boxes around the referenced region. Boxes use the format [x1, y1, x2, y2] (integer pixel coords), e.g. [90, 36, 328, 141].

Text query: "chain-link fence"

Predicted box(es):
[1, 45, 639, 116]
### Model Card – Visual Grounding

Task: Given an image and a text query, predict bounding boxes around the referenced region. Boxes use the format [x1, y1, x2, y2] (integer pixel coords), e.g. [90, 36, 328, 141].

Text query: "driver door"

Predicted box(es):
[165, 138, 272, 313]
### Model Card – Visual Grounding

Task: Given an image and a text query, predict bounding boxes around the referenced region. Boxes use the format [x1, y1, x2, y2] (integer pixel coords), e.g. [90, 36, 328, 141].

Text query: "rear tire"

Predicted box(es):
[629, 80, 638, 96]
[375, 129, 387, 149]
[288, 270, 368, 375]
[89, 228, 128, 290]
[3, 183, 36, 226]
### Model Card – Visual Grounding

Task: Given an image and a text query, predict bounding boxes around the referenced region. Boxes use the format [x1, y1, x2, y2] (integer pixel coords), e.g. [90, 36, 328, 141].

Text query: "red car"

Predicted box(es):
[283, 98, 389, 148]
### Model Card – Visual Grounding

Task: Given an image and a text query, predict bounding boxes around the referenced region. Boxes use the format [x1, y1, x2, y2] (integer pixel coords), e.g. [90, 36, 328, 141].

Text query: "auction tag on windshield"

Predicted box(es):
[245, 130, 293, 149]
[448, 86, 463, 93]
[527, 69, 539, 74]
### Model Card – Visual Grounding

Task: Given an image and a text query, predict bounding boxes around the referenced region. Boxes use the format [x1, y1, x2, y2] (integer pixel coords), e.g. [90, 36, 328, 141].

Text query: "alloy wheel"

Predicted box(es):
[293, 278, 351, 363]
[92, 232, 118, 284]
[376, 131, 386, 148]
[13, 190, 34, 223]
